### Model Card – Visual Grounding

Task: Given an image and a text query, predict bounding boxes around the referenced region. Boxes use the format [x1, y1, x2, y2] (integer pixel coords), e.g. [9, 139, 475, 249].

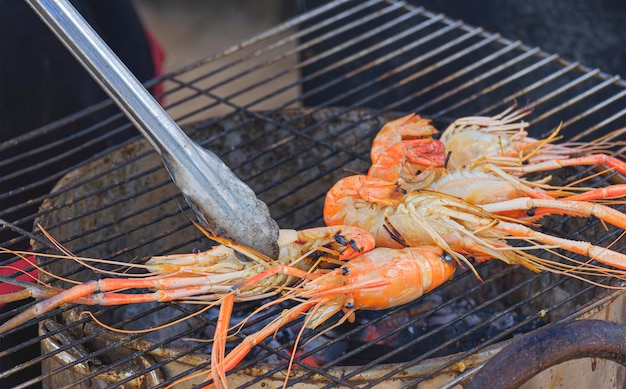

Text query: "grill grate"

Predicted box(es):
[1, 1, 625, 388]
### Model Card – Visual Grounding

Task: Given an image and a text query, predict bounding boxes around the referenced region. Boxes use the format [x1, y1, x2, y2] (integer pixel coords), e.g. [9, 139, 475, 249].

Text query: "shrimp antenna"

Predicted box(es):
[36, 224, 153, 275]
[78, 300, 218, 334]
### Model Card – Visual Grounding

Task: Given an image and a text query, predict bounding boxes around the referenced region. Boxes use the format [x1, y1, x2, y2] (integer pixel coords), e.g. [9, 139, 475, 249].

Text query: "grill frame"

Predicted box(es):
[1, 1, 626, 388]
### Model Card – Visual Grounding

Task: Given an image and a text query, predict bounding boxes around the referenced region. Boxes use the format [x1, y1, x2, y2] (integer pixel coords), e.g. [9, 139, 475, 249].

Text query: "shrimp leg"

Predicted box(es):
[494, 221, 626, 271]
[565, 184, 626, 201]
[481, 197, 626, 228]
[208, 300, 318, 388]
[436, 201, 626, 270]
[204, 246, 455, 388]
[511, 154, 626, 176]
[0, 272, 247, 333]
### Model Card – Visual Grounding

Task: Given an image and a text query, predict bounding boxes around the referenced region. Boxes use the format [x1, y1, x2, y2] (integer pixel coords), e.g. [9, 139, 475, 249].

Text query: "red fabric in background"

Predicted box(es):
[0, 254, 38, 306]
[144, 27, 166, 100]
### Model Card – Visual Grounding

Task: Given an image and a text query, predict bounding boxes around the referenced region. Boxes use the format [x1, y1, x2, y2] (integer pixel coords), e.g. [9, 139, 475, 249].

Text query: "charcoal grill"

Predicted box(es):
[1, 1, 626, 388]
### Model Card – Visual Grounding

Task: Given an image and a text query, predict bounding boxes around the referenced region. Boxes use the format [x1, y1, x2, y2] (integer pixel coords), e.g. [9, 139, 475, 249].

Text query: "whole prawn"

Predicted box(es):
[439, 105, 626, 174]
[197, 245, 457, 389]
[365, 106, 626, 230]
[0, 223, 376, 333]
[368, 106, 626, 196]
[324, 174, 626, 278]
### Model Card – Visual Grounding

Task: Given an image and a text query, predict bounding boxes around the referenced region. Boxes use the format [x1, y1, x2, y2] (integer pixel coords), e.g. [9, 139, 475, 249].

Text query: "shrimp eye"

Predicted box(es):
[415, 170, 422, 176]
[349, 239, 361, 252]
[345, 301, 354, 309]
[341, 267, 350, 276]
[334, 234, 348, 246]
[443, 253, 455, 263]
[527, 208, 536, 217]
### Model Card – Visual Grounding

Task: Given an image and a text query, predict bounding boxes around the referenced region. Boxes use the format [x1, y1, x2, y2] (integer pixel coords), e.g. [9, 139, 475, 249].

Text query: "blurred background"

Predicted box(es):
[134, 0, 625, 79]
[2, 0, 623, 140]
[134, 0, 294, 73]
[131, 0, 625, 120]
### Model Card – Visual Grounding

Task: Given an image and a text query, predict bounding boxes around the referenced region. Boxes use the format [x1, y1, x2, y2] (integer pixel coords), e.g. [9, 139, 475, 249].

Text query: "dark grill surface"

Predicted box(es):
[1, 1, 625, 388]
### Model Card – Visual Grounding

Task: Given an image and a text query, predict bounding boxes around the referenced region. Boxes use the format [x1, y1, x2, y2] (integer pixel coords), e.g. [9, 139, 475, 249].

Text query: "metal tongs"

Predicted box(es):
[26, 0, 280, 258]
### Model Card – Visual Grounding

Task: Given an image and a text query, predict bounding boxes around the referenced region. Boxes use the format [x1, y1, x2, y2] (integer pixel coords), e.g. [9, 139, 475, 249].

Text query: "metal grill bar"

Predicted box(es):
[1, 1, 625, 388]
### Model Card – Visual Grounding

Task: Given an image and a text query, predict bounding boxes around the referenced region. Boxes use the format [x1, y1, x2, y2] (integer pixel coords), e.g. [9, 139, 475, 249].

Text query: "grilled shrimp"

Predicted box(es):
[0, 224, 376, 333]
[440, 105, 626, 176]
[368, 106, 626, 193]
[202, 245, 456, 388]
[324, 174, 626, 277]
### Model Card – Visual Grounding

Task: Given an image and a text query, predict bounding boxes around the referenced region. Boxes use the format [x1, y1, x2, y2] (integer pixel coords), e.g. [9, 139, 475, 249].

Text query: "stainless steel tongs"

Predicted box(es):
[26, 0, 280, 258]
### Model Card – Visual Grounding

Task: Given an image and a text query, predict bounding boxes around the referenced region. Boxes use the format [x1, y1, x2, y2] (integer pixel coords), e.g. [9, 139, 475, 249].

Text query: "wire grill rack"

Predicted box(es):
[1, 1, 625, 388]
